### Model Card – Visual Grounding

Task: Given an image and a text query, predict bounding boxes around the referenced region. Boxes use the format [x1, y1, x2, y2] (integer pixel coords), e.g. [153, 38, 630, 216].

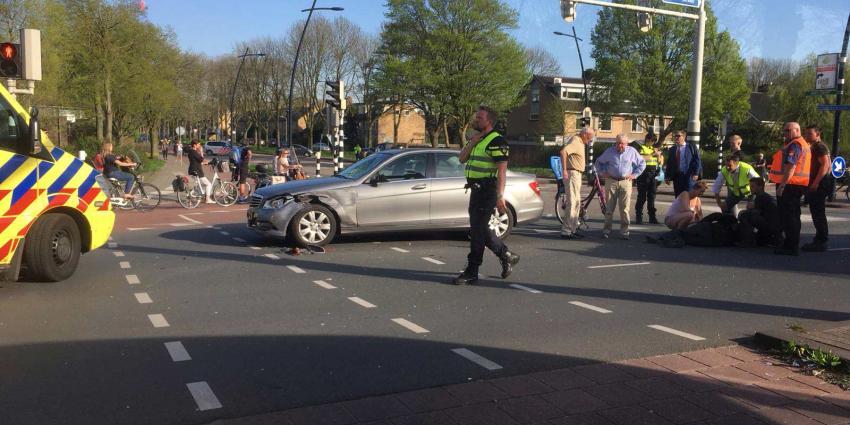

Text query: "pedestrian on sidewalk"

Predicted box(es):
[802, 124, 832, 252]
[769, 122, 811, 256]
[665, 181, 707, 231]
[559, 126, 594, 239]
[453, 106, 519, 285]
[237, 145, 253, 203]
[631, 132, 663, 224]
[595, 134, 646, 240]
[160, 139, 168, 160]
[736, 177, 779, 247]
[665, 130, 702, 197]
[176, 141, 183, 164]
[711, 152, 759, 216]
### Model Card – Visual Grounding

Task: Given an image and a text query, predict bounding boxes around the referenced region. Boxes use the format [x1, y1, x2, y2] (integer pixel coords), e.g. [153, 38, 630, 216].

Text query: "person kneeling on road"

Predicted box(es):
[664, 181, 707, 231]
[736, 177, 779, 247]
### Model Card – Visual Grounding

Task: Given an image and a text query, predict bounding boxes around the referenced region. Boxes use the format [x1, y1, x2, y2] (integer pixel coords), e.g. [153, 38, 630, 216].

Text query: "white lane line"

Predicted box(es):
[828, 247, 850, 251]
[125, 274, 140, 285]
[391, 247, 410, 253]
[348, 297, 376, 308]
[164, 341, 192, 362]
[452, 348, 503, 371]
[287, 265, 307, 274]
[119, 261, 131, 269]
[148, 314, 170, 328]
[392, 318, 430, 334]
[249, 246, 262, 250]
[178, 214, 204, 225]
[313, 280, 337, 289]
[127, 227, 155, 231]
[169, 223, 194, 227]
[186, 382, 222, 411]
[209, 209, 235, 213]
[134, 292, 152, 304]
[232, 237, 246, 243]
[587, 262, 651, 269]
[569, 301, 612, 314]
[648, 325, 706, 341]
[219, 231, 230, 236]
[113, 251, 125, 257]
[422, 257, 445, 265]
[107, 242, 117, 248]
[264, 254, 280, 260]
[533, 229, 561, 234]
[509, 284, 542, 294]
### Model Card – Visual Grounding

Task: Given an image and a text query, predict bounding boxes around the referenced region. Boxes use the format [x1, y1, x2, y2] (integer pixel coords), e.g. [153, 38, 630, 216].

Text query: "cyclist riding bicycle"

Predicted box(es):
[102, 141, 136, 199]
[188, 139, 214, 204]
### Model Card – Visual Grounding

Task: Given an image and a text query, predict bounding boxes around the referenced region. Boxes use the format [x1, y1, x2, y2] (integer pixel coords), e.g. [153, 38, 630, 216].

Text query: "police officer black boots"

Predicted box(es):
[500, 251, 520, 279]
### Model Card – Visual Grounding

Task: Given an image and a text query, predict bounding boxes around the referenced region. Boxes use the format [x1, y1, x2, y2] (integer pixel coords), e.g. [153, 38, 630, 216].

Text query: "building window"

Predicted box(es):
[530, 86, 540, 120]
[631, 117, 643, 133]
[598, 115, 612, 132]
[567, 89, 583, 100]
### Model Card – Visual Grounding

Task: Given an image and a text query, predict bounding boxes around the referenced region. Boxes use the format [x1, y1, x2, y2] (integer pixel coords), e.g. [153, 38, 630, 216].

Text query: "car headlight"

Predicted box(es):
[263, 195, 292, 209]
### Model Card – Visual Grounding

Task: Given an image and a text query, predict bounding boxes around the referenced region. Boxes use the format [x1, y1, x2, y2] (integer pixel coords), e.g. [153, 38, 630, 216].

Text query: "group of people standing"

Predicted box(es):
[159, 139, 183, 163]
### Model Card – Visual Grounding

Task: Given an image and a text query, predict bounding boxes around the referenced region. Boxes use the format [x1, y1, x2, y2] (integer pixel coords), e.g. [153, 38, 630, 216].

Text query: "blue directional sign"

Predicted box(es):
[662, 0, 701, 7]
[832, 156, 846, 179]
[817, 104, 850, 112]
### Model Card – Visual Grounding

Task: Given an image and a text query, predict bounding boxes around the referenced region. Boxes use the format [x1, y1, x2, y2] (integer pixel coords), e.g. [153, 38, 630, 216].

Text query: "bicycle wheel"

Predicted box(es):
[214, 181, 238, 206]
[131, 182, 161, 211]
[177, 185, 201, 209]
[555, 191, 567, 225]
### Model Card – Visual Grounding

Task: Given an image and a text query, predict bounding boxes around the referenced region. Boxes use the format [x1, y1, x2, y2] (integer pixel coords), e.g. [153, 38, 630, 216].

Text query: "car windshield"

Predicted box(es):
[337, 153, 391, 180]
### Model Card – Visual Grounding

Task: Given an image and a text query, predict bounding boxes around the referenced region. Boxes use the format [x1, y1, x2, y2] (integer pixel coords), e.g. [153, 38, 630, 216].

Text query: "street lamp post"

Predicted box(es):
[286, 1, 343, 152]
[229, 48, 266, 147]
[553, 28, 589, 109]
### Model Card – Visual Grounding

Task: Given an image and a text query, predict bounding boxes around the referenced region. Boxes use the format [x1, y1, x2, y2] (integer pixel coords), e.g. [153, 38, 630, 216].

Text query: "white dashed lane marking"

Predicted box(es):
[113, 251, 125, 257]
[249, 246, 262, 250]
[164, 341, 192, 362]
[148, 314, 170, 328]
[569, 301, 612, 313]
[509, 284, 542, 294]
[648, 325, 706, 341]
[452, 348, 503, 370]
[264, 254, 280, 260]
[178, 214, 203, 225]
[348, 297, 376, 308]
[119, 261, 131, 269]
[391, 247, 410, 253]
[587, 262, 651, 269]
[107, 242, 117, 248]
[287, 265, 306, 274]
[392, 318, 430, 334]
[313, 280, 336, 289]
[186, 382, 222, 411]
[219, 231, 230, 236]
[125, 275, 140, 285]
[134, 292, 153, 304]
[422, 257, 445, 265]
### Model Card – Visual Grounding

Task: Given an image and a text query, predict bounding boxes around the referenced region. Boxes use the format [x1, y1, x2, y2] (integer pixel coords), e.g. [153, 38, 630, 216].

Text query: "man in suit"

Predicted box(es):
[665, 130, 702, 197]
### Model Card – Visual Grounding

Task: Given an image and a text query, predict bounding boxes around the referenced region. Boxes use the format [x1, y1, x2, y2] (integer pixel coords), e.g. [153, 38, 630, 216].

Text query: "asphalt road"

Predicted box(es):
[1, 181, 848, 425]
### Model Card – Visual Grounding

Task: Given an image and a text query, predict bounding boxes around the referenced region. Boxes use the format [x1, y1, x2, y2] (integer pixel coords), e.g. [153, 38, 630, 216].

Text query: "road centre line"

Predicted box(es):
[392, 318, 430, 334]
[287, 265, 307, 274]
[422, 257, 445, 265]
[219, 231, 230, 236]
[451, 348, 503, 371]
[119, 261, 131, 269]
[648, 325, 706, 341]
[348, 297, 376, 308]
[186, 382, 222, 411]
[127, 227, 156, 231]
[134, 292, 153, 304]
[264, 254, 280, 260]
[164, 341, 192, 362]
[587, 262, 651, 269]
[313, 280, 337, 289]
[569, 301, 612, 313]
[509, 284, 542, 294]
[113, 251, 125, 257]
[391, 247, 410, 253]
[125, 274, 140, 285]
[147, 314, 170, 328]
[232, 237, 246, 243]
[178, 214, 204, 225]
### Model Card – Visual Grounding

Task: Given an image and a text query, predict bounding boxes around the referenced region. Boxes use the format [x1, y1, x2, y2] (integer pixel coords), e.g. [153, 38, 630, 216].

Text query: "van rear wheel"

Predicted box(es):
[23, 214, 81, 282]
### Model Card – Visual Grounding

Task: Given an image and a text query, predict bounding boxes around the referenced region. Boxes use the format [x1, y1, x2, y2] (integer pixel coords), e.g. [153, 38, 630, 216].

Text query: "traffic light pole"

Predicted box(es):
[338, 112, 345, 171]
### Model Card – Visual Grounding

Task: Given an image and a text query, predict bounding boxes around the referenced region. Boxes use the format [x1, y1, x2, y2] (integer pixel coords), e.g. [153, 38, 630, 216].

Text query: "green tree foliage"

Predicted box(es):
[377, 0, 530, 145]
[589, 0, 749, 144]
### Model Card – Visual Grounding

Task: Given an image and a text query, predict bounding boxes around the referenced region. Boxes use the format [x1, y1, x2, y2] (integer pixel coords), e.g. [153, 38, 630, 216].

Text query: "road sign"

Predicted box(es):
[833, 156, 846, 179]
[817, 104, 850, 112]
[175, 126, 186, 136]
[662, 0, 701, 8]
[816, 53, 839, 91]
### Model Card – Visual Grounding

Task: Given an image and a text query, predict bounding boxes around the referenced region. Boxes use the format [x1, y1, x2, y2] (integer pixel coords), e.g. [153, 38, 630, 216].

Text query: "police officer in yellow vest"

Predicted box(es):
[711, 152, 759, 216]
[454, 106, 519, 285]
[631, 133, 663, 224]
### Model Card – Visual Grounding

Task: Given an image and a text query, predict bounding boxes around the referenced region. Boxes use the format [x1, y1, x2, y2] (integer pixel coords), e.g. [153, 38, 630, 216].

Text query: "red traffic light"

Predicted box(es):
[0, 43, 16, 60]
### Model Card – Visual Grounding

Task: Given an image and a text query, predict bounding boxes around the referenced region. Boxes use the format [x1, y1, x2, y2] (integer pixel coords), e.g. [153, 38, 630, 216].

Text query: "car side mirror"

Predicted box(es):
[369, 174, 386, 187]
[29, 107, 41, 154]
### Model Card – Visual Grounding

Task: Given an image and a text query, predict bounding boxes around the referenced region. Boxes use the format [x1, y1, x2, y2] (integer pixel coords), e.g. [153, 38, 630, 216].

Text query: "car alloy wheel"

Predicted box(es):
[298, 210, 332, 244]
[489, 208, 512, 238]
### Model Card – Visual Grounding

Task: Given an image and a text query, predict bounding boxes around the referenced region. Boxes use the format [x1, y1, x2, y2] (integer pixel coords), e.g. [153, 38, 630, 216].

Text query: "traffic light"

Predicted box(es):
[325, 80, 346, 111]
[0, 42, 22, 79]
[560, 0, 576, 23]
[637, 12, 652, 32]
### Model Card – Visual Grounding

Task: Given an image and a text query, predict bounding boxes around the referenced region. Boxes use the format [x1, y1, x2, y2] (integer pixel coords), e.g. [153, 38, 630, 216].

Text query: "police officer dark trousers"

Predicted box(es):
[634, 135, 660, 224]
[454, 106, 519, 285]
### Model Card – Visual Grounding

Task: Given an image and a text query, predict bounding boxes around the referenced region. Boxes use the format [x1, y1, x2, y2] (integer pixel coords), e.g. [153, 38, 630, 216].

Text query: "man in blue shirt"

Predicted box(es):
[665, 130, 702, 196]
[595, 134, 646, 239]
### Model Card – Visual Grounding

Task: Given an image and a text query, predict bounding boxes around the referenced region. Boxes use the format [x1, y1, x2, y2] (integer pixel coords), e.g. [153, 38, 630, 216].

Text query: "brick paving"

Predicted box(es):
[215, 345, 849, 425]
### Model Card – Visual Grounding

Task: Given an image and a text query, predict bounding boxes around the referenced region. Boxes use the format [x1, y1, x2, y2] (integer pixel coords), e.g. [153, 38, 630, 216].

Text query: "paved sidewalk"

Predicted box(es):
[211, 345, 848, 425]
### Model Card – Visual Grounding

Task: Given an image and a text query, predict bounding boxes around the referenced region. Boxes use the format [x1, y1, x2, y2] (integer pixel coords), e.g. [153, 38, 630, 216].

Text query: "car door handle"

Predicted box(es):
[411, 184, 427, 190]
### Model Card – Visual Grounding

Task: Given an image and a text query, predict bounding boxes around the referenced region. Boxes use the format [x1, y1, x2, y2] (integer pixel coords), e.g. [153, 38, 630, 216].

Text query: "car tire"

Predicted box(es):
[205, 149, 213, 155]
[289, 204, 337, 247]
[23, 213, 81, 282]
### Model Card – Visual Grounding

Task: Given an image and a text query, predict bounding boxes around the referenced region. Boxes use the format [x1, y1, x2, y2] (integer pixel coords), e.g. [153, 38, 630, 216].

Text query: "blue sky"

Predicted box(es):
[144, 0, 848, 77]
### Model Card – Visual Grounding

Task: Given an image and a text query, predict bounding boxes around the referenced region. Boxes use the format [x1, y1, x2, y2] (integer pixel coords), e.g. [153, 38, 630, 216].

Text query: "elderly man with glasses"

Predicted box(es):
[664, 130, 703, 197]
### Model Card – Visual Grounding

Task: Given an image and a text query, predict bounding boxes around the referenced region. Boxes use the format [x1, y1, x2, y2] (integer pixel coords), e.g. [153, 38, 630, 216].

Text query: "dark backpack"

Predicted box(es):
[683, 212, 737, 247]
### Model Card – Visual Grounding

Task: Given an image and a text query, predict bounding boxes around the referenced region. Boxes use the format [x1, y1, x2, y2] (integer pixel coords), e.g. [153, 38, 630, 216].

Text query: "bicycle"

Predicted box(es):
[551, 156, 607, 230]
[105, 164, 162, 211]
[175, 158, 238, 208]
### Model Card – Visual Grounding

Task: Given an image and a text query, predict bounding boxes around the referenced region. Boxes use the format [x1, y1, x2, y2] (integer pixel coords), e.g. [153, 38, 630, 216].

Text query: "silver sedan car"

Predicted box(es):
[246, 149, 544, 246]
